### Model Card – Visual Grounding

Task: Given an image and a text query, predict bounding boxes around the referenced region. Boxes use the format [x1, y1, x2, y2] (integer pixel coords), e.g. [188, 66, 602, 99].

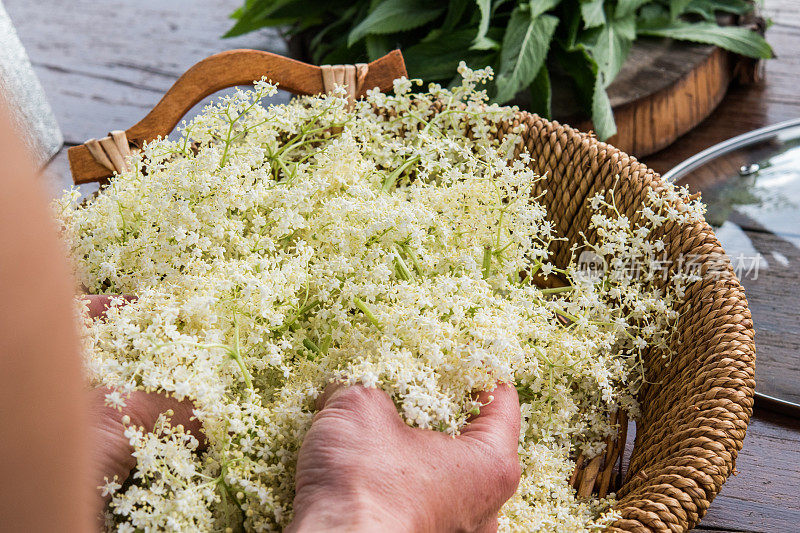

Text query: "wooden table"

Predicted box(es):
[5, 0, 799, 530]
[644, 2, 800, 530]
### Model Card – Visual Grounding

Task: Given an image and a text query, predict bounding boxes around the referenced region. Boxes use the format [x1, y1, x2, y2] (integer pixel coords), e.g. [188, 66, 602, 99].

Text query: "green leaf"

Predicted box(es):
[615, 0, 649, 19]
[365, 35, 391, 61]
[471, 36, 501, 50]
[564, 6, 582, 49]
[583, 13, 636, 84]
[530, 0, 561, 19]
[444, 0, 471, 31]
[225, 0, 298, 37]
[528, 64, 552, 119]
[554, 44, 616, 139]
[308, 4, 362, 61]
[580, 0, 606, 29]
[591, 72, 616, 139]
[492, 0, 514, 13]
[473, 0, 492, 48]
[554, 45, 593, 96]
[268, 0, 335, 20]
[685, 0, 752, 22]
[637, 20, 774, 59]
[495, 7, 559, 102]
[225, 16, 273, 38]
[638, 4, 668, 22]
[404, 29, 496, 81]
[348, 0, 445, 46]
[305, 3, 366, 63]
[321, 43, 358, 65]
[670, 0, 693, 20]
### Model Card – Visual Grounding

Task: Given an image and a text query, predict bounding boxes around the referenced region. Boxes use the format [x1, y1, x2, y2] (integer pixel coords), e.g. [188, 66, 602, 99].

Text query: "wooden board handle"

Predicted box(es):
[68, 49, 407, 184]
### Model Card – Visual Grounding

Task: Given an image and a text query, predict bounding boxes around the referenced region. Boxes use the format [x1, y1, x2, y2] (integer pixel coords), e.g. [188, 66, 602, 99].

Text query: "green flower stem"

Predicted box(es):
[302, 338, 321, 358]
[393, 245, 414, 281]
[382, 155, 420, 192]
[274, 154, 295, 182]
[552, 307, 579, 324]
[354, 296, 383, 330]
[482, 244, 492, 279]
[539, 285, 575, 295]
[398, 242, 423, 275]
[231, 314, 253, 390]
[274, 298, 321, 333]
[153, 338, 253, 388]
[320, 333, 332, 353]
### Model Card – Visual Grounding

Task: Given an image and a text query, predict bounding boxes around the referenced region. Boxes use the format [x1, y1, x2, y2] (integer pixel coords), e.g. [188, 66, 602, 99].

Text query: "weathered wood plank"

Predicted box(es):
[4, 0, 289, 193]
[5, 0, 288, 144]
[646, 4, 800, 522]
[693, 410, 800, 532]
[671, 117, 800, 407]
[673, 149, 800, 405]
[694, 529, 749, 533]
[620, 409, 800, 533]
[582, 2, 800, 525]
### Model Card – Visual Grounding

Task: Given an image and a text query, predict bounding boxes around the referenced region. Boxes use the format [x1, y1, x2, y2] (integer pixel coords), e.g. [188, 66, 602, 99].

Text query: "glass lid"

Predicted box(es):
[664, 119, 800, 415]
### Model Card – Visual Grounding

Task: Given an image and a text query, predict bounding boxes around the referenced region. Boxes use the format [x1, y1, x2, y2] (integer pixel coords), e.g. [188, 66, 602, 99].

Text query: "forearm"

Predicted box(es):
[0, 101, 92, 531]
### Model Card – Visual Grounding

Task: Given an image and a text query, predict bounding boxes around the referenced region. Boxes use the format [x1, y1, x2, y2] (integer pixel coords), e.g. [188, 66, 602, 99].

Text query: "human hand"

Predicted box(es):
[288, 384, 521, 533]
[88, 388, 203, 511]
[83, 295, 204, 516]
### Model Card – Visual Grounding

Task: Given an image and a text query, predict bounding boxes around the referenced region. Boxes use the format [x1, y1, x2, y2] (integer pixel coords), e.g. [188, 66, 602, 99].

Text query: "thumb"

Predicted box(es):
[315, 383, 401, 424]
[459, 383, 521, 451]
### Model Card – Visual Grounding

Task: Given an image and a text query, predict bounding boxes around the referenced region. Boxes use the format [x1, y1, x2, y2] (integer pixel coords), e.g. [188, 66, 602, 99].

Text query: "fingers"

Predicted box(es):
[82, 294, 137, 319]
[314, 381, 345, 411]
[125, 390, 204, 446]
[314, 383, 407, 434]
[316, 382, 522, 450]
[316, 382, 396, 416]
[459, 383, 521, 452]
[91, 387, 204, 445]
[459, 384, 522, 514]
[133, 391, 204, 444]
[89, 389, 205, 513]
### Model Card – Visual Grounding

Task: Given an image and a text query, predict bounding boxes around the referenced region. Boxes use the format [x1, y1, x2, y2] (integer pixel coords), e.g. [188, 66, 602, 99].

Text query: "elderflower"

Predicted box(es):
[55, 66, 703, 532]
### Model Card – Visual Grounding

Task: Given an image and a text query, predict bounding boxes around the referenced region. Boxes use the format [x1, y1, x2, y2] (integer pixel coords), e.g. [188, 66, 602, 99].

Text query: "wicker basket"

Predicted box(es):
[68, 50, 756, 533]
[513, 114, 756, 531]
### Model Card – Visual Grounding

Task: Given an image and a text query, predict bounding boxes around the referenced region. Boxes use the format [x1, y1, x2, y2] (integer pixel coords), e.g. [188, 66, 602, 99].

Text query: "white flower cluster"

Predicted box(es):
[56, 64, 703, 532]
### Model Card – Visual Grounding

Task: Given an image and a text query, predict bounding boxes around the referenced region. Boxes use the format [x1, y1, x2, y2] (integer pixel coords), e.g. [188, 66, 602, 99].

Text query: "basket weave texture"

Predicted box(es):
[499, 111, 756, 532]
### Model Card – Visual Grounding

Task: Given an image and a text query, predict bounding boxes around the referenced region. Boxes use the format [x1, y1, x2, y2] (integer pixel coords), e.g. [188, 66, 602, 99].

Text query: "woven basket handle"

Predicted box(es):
[68, 49, 407, 184]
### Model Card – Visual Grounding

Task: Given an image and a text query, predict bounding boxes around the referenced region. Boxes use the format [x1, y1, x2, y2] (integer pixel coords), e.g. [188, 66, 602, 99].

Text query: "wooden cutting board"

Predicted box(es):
[553, 38, 747, 158]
